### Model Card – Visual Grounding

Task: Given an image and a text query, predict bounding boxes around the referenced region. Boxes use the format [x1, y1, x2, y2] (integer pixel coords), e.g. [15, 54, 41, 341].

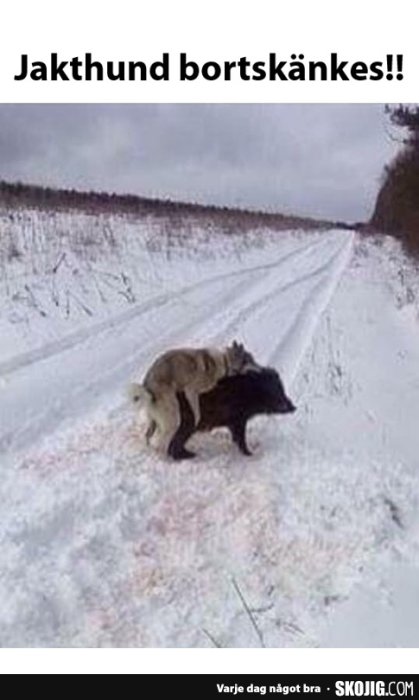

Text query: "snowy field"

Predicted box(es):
[0, 206, 419, 647]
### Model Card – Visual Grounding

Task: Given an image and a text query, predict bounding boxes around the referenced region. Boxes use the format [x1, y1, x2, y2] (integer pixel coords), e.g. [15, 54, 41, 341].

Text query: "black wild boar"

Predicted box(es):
[168, 367, 296, 460]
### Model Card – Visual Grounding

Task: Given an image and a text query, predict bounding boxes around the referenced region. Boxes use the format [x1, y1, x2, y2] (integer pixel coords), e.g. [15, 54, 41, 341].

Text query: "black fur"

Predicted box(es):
[169, 367, 296, 460]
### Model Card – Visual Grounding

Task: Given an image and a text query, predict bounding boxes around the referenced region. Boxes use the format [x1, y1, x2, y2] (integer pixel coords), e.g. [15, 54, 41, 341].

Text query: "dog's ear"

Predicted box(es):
[232, 340, 245, 354]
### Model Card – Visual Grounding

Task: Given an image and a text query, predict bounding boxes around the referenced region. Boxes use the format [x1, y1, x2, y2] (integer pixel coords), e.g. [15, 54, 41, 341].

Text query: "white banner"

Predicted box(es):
[0, 0, 417, 102]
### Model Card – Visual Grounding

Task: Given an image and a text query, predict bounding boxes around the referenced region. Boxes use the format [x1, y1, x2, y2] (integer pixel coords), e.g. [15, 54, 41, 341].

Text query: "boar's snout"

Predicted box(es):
[277, 395, 296, 414]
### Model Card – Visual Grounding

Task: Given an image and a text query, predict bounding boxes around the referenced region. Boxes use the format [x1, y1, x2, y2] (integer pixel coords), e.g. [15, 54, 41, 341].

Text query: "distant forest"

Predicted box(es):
[0, 180, 337, 233]
[371, 105, 419, 257]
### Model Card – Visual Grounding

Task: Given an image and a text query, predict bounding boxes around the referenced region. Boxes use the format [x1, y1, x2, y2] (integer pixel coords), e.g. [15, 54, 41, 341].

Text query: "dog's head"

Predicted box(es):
[225, 340, 260, 375]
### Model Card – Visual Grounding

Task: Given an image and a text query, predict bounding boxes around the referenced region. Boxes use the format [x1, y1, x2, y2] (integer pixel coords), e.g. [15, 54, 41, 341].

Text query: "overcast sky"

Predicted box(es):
[0, 104, 401, 221]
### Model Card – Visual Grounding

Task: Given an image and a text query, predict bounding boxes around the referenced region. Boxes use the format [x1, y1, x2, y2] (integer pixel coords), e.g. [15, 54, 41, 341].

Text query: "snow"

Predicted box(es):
[1, 206, 419, 647]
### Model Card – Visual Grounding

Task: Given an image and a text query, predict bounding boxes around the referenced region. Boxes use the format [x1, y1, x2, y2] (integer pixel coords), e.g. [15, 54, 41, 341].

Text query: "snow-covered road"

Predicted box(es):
[1, 209, 418, 647]
[0, 229, 353, 454]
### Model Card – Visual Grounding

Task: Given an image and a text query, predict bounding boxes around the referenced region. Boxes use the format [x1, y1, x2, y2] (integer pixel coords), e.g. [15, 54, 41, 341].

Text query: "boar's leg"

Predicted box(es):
[168, 439, 196, 460]
[168, 392, 196, 460]
[230, 419, 252, 456]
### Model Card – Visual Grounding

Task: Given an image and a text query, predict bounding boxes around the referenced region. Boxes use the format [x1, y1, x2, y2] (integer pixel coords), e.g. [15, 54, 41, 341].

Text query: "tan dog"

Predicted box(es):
[130, 341, 258, 455]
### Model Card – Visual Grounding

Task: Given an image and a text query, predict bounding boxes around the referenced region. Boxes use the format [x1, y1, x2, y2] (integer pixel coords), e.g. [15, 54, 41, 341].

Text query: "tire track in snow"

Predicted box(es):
[0, 233, 344, 380]
[0, 250, 309, 452]
[209, 230, 354, 383]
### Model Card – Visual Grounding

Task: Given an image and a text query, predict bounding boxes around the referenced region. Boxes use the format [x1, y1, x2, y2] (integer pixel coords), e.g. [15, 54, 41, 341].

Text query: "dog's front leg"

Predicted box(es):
[145, 419, 157, 445]
[184, 388, 201, 428]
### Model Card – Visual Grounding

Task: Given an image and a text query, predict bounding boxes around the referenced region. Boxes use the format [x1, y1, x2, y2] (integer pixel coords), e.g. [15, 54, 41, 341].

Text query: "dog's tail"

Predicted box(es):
[128, 382, 154, 406]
